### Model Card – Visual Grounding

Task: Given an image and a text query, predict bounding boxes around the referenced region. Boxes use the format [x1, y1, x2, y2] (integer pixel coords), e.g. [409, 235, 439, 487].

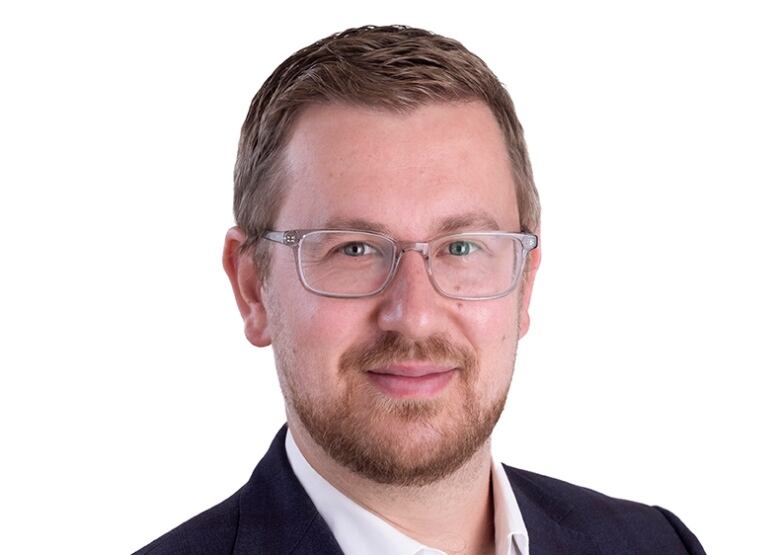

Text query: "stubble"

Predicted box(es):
[279, 331, 509, 486]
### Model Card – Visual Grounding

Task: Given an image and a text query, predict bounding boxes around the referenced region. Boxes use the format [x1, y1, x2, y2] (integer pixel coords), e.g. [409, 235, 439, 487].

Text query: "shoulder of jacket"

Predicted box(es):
[502, 465, 704, 553]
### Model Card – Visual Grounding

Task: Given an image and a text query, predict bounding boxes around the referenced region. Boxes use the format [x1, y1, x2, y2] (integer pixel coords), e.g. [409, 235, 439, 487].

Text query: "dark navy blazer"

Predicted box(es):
[134, 426, 706, 554]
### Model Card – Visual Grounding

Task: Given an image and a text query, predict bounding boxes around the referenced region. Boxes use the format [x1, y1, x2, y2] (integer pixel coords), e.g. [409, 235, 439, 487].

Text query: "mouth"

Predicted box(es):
[365, 363, 458, 398]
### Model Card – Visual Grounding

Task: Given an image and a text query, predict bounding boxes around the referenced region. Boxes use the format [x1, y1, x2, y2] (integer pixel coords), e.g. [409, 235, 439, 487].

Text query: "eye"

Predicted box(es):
[339, 242, 376, 257]
[447, 240, 479, 256]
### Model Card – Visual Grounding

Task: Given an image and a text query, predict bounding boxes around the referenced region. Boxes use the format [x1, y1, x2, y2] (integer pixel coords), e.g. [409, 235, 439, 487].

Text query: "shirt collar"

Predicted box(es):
[492, 458, 530, 555]
[285, 429, 529, 555]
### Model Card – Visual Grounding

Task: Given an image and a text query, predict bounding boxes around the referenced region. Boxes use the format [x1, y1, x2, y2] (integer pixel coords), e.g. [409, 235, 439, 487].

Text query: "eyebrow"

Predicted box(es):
[322, 217, 393, 235]
[321, 211, 502, 237]
[435, 212, 502, 234]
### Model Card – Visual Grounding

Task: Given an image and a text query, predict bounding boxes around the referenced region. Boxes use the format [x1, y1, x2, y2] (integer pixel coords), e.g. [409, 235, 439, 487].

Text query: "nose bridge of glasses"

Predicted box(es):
[384, 240, 435, 297]
[397, 241, 430, 259]
[386, 241, 432, 282]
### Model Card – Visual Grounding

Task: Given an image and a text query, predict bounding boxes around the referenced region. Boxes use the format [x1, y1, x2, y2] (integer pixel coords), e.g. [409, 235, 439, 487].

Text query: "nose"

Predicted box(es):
[376, 249, 446, 340]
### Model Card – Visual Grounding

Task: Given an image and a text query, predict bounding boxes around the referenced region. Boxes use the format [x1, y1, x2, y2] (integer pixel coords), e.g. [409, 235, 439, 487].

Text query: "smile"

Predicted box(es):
[365, 364, 457, 398]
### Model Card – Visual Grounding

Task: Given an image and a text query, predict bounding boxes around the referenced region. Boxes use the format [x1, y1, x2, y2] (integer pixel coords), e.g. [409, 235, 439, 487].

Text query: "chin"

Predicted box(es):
[293, 385, 506, 487]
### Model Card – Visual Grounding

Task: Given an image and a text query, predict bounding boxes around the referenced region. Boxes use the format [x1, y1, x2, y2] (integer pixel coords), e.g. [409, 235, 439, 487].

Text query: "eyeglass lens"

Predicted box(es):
[297, 231, 524, 298]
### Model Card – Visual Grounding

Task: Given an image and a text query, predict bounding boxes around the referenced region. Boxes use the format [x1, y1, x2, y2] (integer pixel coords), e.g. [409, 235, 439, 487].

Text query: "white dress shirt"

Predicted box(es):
[286, 431, 530, 555]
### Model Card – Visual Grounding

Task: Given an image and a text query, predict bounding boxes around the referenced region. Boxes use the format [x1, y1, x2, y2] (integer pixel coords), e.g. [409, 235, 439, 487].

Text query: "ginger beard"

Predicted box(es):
[278, 332, 511, 486]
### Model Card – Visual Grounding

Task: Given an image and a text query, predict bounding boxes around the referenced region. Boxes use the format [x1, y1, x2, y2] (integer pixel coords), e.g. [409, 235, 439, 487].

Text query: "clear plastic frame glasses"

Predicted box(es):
[262, 229, 538, 300]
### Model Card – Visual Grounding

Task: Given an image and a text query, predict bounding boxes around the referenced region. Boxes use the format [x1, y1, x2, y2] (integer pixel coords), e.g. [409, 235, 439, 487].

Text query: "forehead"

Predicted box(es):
[277, 101, 519, 237]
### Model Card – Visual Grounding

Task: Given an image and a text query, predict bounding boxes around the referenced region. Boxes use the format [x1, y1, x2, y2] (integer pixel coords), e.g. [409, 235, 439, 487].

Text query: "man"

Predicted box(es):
[136, 25, 705, 554]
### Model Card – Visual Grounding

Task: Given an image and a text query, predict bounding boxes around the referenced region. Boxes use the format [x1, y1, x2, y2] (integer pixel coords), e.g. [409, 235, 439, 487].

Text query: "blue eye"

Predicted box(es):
[448, 241, 476, 256]
[339, 242, 381, 257]
[341, 242, 366, 256]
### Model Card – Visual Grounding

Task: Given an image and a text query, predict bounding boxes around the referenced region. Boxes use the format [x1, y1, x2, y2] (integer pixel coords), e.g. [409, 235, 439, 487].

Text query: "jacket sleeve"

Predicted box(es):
[654, 506, 707, 554]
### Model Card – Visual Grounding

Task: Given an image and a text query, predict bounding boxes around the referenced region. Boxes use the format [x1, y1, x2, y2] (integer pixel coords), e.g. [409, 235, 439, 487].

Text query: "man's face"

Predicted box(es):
[257, 101, 536, 486]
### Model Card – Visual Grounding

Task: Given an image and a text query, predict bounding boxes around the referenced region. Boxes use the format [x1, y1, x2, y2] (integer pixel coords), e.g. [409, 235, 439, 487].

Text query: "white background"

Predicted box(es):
[1, 1, 777, 553]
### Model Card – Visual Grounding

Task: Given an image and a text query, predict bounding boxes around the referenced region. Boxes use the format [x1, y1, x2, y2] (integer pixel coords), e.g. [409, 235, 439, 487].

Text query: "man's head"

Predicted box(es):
[224, 26, 541, 487]
[233, 25, 539, 276]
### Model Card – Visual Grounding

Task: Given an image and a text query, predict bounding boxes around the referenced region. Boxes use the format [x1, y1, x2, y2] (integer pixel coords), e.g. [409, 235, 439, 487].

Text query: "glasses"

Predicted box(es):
[262, 229, 538, 300]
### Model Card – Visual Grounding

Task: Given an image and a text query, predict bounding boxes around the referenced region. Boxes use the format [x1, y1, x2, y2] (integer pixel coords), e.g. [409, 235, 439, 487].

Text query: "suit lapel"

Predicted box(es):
[232, 426, 344, 555]
[233, 428, 603, 554]
[504, 465, 602, 555]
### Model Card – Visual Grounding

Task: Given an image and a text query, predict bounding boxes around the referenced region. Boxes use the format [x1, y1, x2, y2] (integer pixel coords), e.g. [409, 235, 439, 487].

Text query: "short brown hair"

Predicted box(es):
[234, 25, 540, 273]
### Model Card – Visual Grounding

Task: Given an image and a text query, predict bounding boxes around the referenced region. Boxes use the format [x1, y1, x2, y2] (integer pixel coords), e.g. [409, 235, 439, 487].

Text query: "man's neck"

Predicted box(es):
[289, 421, 496, 554]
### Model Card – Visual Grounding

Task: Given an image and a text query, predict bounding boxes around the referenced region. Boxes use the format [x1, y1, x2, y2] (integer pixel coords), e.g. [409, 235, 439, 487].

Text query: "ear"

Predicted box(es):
[223, 227, 272, 347]
[518, 237, 541, 340]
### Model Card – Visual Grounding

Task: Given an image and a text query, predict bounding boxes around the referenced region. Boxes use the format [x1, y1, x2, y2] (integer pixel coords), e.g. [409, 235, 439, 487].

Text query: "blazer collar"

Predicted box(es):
[233, 426, 601, 555]
[503, 465, 603, 555]
[232, 425, 344, 554]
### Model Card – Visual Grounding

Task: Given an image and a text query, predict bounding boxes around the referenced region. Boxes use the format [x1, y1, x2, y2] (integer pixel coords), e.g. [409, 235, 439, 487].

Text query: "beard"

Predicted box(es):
[278, 331, 509, 487]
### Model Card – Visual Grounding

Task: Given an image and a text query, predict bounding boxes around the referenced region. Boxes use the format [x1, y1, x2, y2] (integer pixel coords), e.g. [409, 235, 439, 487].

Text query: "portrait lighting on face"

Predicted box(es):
[133, 24, 707, 555]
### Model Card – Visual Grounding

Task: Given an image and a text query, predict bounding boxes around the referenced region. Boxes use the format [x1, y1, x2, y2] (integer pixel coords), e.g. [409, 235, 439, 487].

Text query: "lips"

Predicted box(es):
[369, 363, 454, 378]
[366, 363, 457, 397]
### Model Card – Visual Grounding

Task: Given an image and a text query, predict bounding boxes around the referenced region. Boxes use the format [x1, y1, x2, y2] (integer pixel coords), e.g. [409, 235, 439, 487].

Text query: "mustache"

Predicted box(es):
[338, 332, 477, 376]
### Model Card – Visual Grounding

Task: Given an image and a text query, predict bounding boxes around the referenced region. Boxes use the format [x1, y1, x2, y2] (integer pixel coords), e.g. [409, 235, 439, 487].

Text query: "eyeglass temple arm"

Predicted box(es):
[261, 230, 299, 246]
[521, 234, 538, 250]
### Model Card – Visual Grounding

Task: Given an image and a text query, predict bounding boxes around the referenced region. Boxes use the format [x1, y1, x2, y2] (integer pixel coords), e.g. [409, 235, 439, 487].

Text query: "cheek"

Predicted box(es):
[296, 296, 369, 343]
[463, 298, 520, 396]
[266, 257, 349, 350]
[269, 290, 370, 387]
[462, 294, 520, 349]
